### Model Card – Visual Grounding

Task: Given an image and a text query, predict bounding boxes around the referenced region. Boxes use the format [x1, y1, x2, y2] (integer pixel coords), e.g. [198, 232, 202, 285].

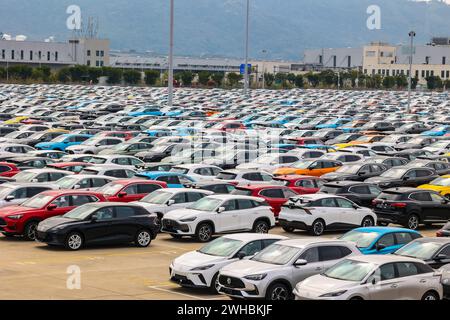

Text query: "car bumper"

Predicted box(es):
[0, 218, 23, 235]
[161, 219, 194, 235]
[35, 230, 65, 245]
[169, 266, 213, 288]
[217, 274, 267, 299]
[278, 218, 309, 231]
[374, 211, 407, 225]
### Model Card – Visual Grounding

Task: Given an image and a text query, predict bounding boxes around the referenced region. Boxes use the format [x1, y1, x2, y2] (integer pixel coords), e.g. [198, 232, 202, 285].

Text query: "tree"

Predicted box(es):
[263, 73, 275, 87]
[197, 71, 211, 86]
[8, 65, 33, 80]
[426, 76, 443, 90]
[274, 73, 287, 85]
[69, 65, 89, 82]
[366, 75, 382, 89]
[211, 72, 225, 86]
[411, 77, 418, 90]
[180, 71, 194, 86]
[305, 72, 319, 87]
[382, 76, 396, 89]
[123, 69, 142, 85]
[395, 75, 408, 88]
[294, 74, 304, 88]
[56, 67, 71, 83]
[319, 70, 336, 86]
[102, 67, 123, 84]
[0, 67, 6, 79]
[444, 79, 450, 90]
[226, 72, 242, 87]
[144, 70, 160, 85]
[88, 67, 103, 84]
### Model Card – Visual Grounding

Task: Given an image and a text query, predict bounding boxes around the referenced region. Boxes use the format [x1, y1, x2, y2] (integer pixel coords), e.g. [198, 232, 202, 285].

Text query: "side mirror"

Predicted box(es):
[31, 179, 38, 183]
[376, 243, 386, 251]
[403, 176, 410, 181]
[217, 206, 225, 213]
[5, 195, 15, 201]
[294, 259, 308, 267]
[435, 254, 448, 261]
[353, 204, 360, 210]
[73, 184, 81, 190]
[91, 215, 98, 222]
[358, 171, 367, 176]
[370, 277, 378, 285]
[47, 204, 57, 211]
[118, 192, 127, 198]
[237, 252, 247, 260]
[167, 199, 175, 206]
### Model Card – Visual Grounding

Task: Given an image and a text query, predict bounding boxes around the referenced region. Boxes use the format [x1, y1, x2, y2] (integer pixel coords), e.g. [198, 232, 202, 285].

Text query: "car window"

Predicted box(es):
[368, 185, 382, 195]
[115, 206, 139, 219]
[171, 192, 187, 204]
[296, 179, 315, 188]
[239, 241, 262, 256]
[137, 184, 162, 194]
[349, 185, 370, 195]
[404, 170, 417, 179]
[51, 196, 71, 208]
[26, 187, 50, 198]
[416, 169, 433, 177]
[396, 262, 419, 278]
[195, 167, 212, 176]
[379, 263, 396, 281]
[410, 192, 432, 202]
[430, 193, 444, 202]
[92, 207, 114, 220]
[395, 232, 414, 245]
[123, 184, 138, 195]
[335, 198, 354, 208]
[71, 195, 98, 206]
[237, 199, 256, 210]
[11, 188, 27, 199]
[283, 189, 297, 198]
[262, 239, 280, 248]
[319, 246, 349, 261]
[222, 200, 238, 211]
[187, 192, 205, 202]
[315, 198, 337, 207]
[299, 247, 319, 263]
[378, 233, 395, 247]
[260, 188, 285, 198]
[438, 246, 450, 257]
[91, 178, 108, 188]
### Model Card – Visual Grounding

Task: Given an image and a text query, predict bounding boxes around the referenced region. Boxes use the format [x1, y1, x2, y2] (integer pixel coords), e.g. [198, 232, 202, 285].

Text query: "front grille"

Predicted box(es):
[219, 275, 245, 289]
[171, 274, 195, 286]
[162, 219, 180, 232]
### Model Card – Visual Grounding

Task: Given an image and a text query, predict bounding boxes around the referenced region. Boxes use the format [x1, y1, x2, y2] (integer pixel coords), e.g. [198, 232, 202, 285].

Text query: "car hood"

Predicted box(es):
[297, 274, 356, 295]
[131, 201, 166, 211]
[0, 205, 35, 217]
[37, 216, 77, 232]
[164, 208, 207, 220]
[220, 260, 280, 277]
[274, 167, 298, 175]
[365, 176, 392, 183]
[173, 251, 227, 268]
[321, 172, 352, 180]
[396, 143, 418, 149]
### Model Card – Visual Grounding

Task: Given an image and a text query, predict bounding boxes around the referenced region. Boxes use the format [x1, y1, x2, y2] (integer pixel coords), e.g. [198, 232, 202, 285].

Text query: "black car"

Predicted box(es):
[386, 149, 435, 161]
[395, 122, 429, 134]
[321, 162, 388, 182]
[395, 136, 440, 150]
[393, 238, 450, 269]
[369, 156, 410, 168]
[186, 180, 236, 194]
[373, 188, 450, 229]
[437, 221, 450, 237]
[36, 203, 159, 250]
[319, 181, 382, 207]
[135, 143, 190, 163]
[406, 160, 450, 176]
[365, 167, 438, 189]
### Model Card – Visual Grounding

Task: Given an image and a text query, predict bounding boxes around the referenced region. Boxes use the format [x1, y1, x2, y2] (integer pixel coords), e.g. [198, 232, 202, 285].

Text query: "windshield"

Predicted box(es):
[216, 172, 237, 180]
[55, 177, 78, 189]
[339, 231, 379, 248]
[170, 167, 189, 174]
[88, 157, 107, 164]
[324, 259, 374, 282]
[256, 155, 276, 164]
[252, 244, 300, 265]
[82, 138, 101, 146]
[113, 144, 130, 151]
[188, 197, 221, 211]
[336, 164, 361, 174]
[51, 135, 68, 142]
[63, 204, 98, 220]
[429, 177, 450, 187]
[0, 185, 14, 199]
[96, 183, 125, 196]
[21, 194, 53, 209]
[198, 237, 243, 257]
[140, 190, 172, 204]
[13, 171, 36, 182]
[380, 168, 406, 178]
[394, 241, 442, 260]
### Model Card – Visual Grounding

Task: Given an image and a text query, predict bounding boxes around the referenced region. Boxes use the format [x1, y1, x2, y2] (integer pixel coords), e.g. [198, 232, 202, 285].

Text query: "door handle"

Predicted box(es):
[390, 284, 398, 288]
[420, 279, 427, 284]
[315, 267, 322, 271]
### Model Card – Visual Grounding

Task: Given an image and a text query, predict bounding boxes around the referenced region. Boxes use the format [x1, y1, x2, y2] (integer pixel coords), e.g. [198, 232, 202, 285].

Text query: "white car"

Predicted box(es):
[217, 239, 360, 300]
[53, 174, 116, 190]
[215, 169, 277, 186]
[87, 155, 144, 169]
[169, 233, 287, 292]
[278, 194, 377, 236]
[132, 188, 213, 223]
[170, 164, 223, 181]
[0, 183, 57, 207]
[321, 152, 364, 163]
[294, 255, 443, 300]
[65, 137, 124, 155]
[79, 165, 137, 179]
[161, 195, 276, 242]
[13, 168, 73, 183]
[236, 153, 301, 172]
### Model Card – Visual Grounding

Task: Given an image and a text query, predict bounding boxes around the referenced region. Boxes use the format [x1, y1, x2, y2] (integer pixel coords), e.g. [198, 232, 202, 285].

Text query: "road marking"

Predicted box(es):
[147, 285, 222, 300]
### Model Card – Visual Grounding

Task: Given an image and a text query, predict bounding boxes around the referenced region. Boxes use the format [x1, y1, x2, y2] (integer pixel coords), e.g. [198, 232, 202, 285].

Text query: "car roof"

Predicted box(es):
[222, 233, 288, 242]
[352, 226, 419, 234]
[277, 238, 355, 249]
[207, 194, 265, 201]
[349, 254, 424, 265]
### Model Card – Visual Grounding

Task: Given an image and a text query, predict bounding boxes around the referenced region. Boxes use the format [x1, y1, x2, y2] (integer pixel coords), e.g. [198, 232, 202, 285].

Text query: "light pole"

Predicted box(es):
[262, 49, 267, 89]
[168, 0, 174, 107]
[243, 0, 250, 96]
[407, 31, 416, 114]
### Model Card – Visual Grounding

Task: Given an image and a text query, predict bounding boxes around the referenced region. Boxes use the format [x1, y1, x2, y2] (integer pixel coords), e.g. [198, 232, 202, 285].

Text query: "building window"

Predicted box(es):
[96, 60, 100, 67]
[1, 50, 5, 59]
[347, 56, 351, 68]
[96, 50, 100, 57]
[87, 60, 91, 66]
[38, 51, 42, 60]
[426, 70, 430, 77]
[442, 70, 445, 78]
[100, 61, 104, 66]
[332, 55, 336, 67]
[422, 70, 425, 78]
[447, 71, 450, 78]
[366, 51, 376, 57]
[372, 69, 375, 75]
[20, 50, 24, 60]
[87, 50, 91, 56]
[425, 56, 430, 64]
[319, 55, 323, 64]
[47, 51, 50, 61]
[386, 70, 390, 76]
[406, 70, 410, 76]
[415, 70, 419, 78]
[443, 57, 446, 65]
[100, 50, 104, 57]
[30, 51, 33, 61]
[11, 50, 14, 60]
[364, 69, 367, 74]
[55, 52, 58, 61]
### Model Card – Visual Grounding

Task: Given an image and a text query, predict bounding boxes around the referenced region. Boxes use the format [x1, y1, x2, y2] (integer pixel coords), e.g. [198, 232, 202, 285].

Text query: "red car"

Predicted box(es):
[98, 179, 167, 202]
[0, 190, 106, 240]
[47, 162, 93, 174]
[273, 175, 324, 195]
[96, 131, 140, 141]
[212, 121, 246, 132]
[0, 162, 21, 177]
[232, 185, 298, 217]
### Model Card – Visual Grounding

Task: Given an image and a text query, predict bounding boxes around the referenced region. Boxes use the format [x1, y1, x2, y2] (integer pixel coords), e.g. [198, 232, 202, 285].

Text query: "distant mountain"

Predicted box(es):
[1, 0, 450, 60]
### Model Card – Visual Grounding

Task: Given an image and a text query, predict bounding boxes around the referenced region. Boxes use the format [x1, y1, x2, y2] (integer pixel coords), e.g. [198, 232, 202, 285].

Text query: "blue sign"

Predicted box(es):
[240, 64, 252, 75]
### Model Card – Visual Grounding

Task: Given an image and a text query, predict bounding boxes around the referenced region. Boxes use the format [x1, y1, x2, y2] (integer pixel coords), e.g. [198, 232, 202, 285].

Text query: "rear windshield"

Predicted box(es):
[320, 186, 343, 194]
[377, 192, 403, 201]
[216, 172, 237, 180]
[231, 188, 253, 196]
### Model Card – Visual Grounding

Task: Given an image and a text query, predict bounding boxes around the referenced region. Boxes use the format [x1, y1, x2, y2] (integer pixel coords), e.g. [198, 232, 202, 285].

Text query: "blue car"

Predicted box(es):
[422, 125, 450, 136]
[339, 227, 422, 255]
[144, 129, 172, 137]
[35, 134, 93, 151]
[135, 172, 195, 188]
[128, 106, 164, 117]
[316, 118, 352, 129]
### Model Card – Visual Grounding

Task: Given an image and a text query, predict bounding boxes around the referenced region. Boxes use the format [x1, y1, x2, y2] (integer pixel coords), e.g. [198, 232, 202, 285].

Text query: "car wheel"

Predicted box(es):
[210, 273, 220, 294]
[23, 221, 38, 241]
[406, 214, 420, 230]
[170, 234, 182, 239]
[361, 216, 374, 227]
[65, 232, 84, 251]
[266, 282, 291, 301]
[422, 291, 439, 301]
[196, 223, 213, 242]
[445, 194, 450, 201]
[135, 230, 152, 247]
[309, 219, 325, 236]
[350, 296, 364, 301]
[253, 220, 269, 234]
[282, 226, 295, 233]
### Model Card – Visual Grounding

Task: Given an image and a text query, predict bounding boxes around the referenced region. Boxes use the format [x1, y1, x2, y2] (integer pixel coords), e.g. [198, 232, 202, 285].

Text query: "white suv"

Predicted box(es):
[169, 233, 287, 292]
[278, 194, 377, 236]
[161, 195, 276, 242]
[217, 239, 360, 300]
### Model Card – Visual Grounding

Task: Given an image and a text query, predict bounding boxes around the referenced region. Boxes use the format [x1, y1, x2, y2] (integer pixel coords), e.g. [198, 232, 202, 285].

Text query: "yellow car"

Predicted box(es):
[47, 128, 70, 134]
[334, 135, 385, 149]
[418, 175, 450, 199]
[4, 116, 29, 124]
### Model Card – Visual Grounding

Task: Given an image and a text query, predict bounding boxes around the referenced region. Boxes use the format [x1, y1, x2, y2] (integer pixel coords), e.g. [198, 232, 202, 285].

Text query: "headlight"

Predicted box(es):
[190, 264, 215, 271]
[244, 273, 267, 281]
[180, 216, 197, 222]
[7, 214, 23, 220]
[319, 290, 347, 297]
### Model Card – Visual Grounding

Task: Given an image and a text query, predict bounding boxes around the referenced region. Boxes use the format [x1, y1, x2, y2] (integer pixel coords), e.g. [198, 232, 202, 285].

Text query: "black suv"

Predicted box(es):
[373, 188, 450, 230]
[319, 181, 382, 207]
[366, 167, 438, 189]
[321, 162, 388, 182]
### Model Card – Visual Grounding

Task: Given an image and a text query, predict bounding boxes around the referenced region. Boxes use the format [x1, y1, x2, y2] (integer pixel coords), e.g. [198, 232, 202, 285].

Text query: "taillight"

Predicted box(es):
[391, 202, 407, 208]
[436, 231, 443, 237]
[372, 200, 379, 205]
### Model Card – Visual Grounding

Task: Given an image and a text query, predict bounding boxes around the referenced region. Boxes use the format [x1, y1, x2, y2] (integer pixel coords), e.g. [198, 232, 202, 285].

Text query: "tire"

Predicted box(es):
[350, 296, 364, 301]
[422, 291, 439, 301]
[135, 229, 152, 247]
[282, 226, 295, 233]
[210, 273, 220, 294]
[195, 223, 213, 242]
[170, 234, 182, 239]
[406, 214, 420, 230]
[65, 232, 84, 251]
[361, 216, 375, 227]
[377, 222, 389, 227]
[23, 221, 39, 241]
[309, 219, 325, 236]
[253, 220, 270, 234]
[265, 282, 291, 301]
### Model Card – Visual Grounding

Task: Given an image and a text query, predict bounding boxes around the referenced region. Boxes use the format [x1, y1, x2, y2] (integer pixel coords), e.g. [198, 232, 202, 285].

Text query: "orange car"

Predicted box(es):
[273, 159, 342, 177]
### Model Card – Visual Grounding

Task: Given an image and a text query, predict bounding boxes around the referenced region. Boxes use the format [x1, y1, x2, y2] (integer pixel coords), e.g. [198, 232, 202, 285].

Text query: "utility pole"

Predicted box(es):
[407, 31, 416, 114]
[262, 49, 267, 89]
[243, 0, 250, 96]
[168, 0, 174, 107]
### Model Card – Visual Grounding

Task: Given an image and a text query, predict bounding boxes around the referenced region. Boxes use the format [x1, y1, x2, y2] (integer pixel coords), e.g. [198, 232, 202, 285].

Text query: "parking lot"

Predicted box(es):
[0, 226, 440, 300]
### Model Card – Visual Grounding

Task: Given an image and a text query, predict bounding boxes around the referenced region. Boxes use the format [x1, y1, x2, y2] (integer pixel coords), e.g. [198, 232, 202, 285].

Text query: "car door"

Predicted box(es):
[369, 233, 397, 254]
[395, 262, 432, 300]
[367, 263, 401, 300]
[108, 206, 142, 243]
[215, 199, 240, 232]
[83, 206, 116, 244]
[291, 247, 323, 285]
[429, 192, 450, 221]
[47, 195, 73, 219]
[119, 184, 141, 202]
[334, 197, 362, 227]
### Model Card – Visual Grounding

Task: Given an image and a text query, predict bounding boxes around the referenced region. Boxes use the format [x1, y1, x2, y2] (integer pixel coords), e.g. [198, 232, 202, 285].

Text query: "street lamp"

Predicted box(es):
[168, 0, 174, 107]
[243, 0, 250, 96]
[261, 49, 267, 89]
[407, 31, 416, 114]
